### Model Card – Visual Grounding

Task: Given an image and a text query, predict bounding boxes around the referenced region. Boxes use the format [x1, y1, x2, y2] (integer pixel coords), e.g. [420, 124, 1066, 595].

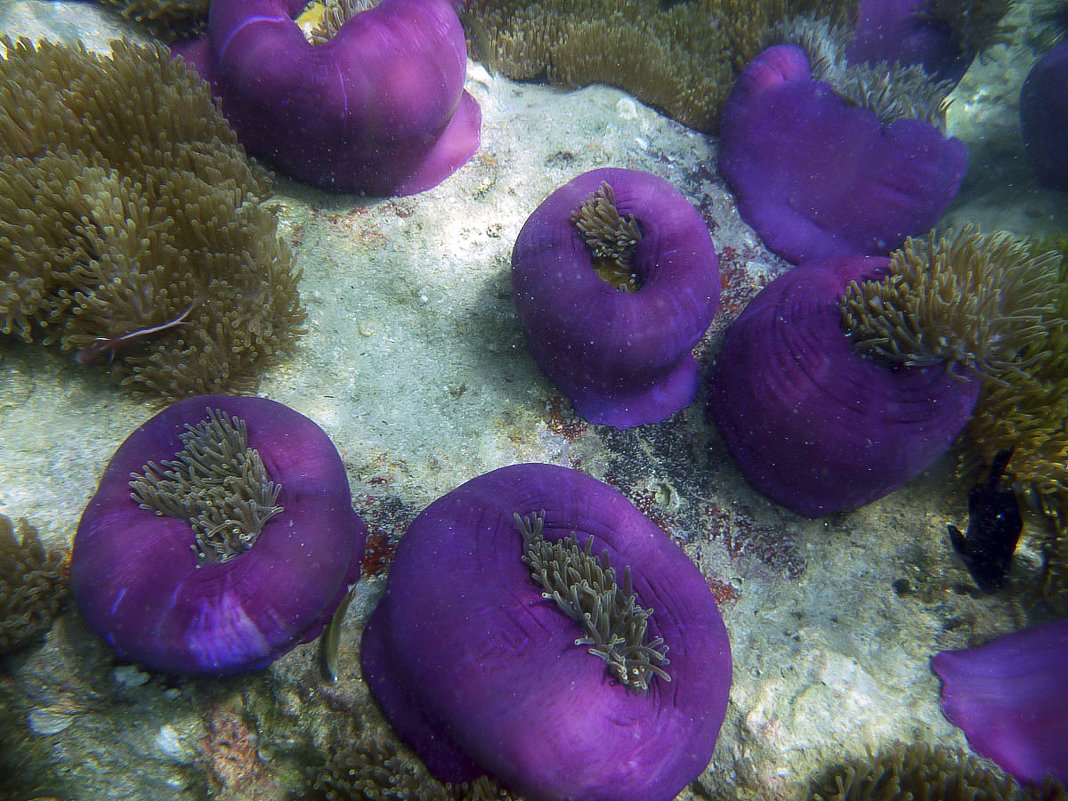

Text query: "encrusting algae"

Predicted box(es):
[0, 513, 66, 656]
[0, 37, 305, 400]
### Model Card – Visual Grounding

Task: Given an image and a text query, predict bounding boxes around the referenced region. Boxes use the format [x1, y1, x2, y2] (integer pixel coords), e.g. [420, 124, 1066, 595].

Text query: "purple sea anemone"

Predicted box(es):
[360, 463, 732, 801]
[719, 44, 966, 265]
[171, 0, 480, 196]
[707, 255, 980, 517]
[932, 619, 1068, 784]
[1020, 41, 1068, 191]
[71, 395, 365, 675]
[847, 0, 975, 84]
[511, 168, 720, 429]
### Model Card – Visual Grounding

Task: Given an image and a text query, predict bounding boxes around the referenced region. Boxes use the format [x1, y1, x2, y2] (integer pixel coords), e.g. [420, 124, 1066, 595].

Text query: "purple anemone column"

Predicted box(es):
[932, 620, 1068, 785]
[172, 0, 481, 195]
[719, 45, 966, 265]
[708, 256, 981, 517]
[71, 395, 366, 675]
[1020, 41, 1068, 190]
[361, 463, 732, 801]
[512, 168, 720, 428]
[847, 0, 973, 84]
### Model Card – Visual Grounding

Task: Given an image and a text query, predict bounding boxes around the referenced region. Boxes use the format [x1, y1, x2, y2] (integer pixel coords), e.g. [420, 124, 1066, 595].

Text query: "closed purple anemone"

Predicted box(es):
[361, 463, 732, 801]
[932, 620, 1068, 784]
[512, 168, 720, 429]
[719, 45, 967, 265]
[708, 256, 980, 517]
[71, 395, 366, 675]
[847, 0, 974, 85]
[1020, 41, 1068, 190]
[172, 0, 480, 196]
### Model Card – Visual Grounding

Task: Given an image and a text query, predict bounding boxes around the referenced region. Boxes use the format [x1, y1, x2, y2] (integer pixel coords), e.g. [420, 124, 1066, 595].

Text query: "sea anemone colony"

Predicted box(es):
[0, 514, 66, 656]
[71, 395, 366, 675]
[512, 168, 720, 428]
[810, 742, 1065, 801]
[461, 0, 857, 133]
[172, 0, 481, 196]
[719, 18, 966, 264]
[841, 227, 1068, 603]
[361, 463, 731, 801]
[0, 37, 305, 399]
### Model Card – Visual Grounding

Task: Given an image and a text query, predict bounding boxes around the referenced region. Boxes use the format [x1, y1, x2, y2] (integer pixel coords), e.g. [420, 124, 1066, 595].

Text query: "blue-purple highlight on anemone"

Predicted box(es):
[71, 395, 366, 676]
[171, 0, 481, 196]
[511, 168, 720, 429]
[361, 462, 732, 801]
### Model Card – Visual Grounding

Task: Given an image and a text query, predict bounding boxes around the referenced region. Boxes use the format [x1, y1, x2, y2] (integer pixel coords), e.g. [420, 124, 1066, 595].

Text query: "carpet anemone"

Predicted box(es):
[0, 514, 67, 656]
[0, 37, 305, 399]
[462, 0, 857, 133]
[810, 742, 1063, 801]
[841, 226, 1061, 379]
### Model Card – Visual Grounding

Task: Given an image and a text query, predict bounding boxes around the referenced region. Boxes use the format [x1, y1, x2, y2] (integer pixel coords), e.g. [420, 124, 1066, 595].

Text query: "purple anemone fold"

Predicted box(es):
[511, 168, 720, 429]
[932, 619, 1068, 785]
[708, 256, 980, 518]
[71, 395, 366, 675]
[361, 463, 732, 801]
[1020, 41, 1068, 191]
[719, 45, 967, 265]
[847, 0, 974, 85]
[171, 0, 481, 196]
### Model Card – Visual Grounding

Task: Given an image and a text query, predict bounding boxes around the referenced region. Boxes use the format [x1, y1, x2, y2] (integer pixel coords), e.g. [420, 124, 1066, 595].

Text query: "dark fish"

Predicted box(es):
[948, 448, 1023, 593]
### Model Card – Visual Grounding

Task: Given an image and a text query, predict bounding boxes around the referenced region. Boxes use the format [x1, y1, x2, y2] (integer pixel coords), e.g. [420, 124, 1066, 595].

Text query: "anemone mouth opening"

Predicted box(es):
[297, 0, 384, 45]
[514, 510, 670, 691]
[129, 407, 284, 565]
[570, 182, 645, 293]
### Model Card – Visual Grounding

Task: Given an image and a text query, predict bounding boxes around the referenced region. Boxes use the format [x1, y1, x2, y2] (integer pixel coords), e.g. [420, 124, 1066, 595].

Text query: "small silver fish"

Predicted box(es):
[319, 582, 359, 682]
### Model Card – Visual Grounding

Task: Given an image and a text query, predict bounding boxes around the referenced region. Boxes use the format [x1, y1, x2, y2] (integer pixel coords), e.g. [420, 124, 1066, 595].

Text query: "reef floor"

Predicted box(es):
[0, 1, 1064, 799]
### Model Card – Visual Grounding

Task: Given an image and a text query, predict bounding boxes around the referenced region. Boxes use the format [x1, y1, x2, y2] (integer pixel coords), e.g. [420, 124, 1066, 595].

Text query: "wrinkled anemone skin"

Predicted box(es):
[932, 620, 1068, 784]
[1020, 41, 1068, 191]
[172, 0, 480, 196]
[708, 256, 981, 518]
[719, 45, 967, 266]
[511, 168, 720, 429]
[360, 463, 732, 801]
[71, 395, 366, 676]
[847, 0, 971, 84]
